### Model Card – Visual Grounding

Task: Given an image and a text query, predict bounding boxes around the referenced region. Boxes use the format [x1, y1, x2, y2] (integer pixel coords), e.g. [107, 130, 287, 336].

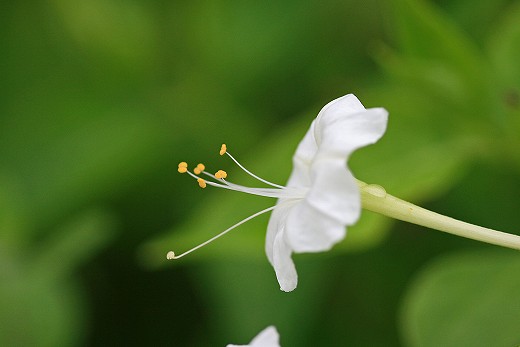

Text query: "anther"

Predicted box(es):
[178, 162, 188, 173]
[215, 170, 228, 179]
[166, 251, 175, 259]
[220, 144, 227, 156]
[194, 163, 205, 175]
[197, 178, 207, 188]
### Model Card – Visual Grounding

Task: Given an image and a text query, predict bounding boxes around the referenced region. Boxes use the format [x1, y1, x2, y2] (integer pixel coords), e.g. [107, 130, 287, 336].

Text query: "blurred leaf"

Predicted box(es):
[439, 0, 512, 43]
[486, 1, 520, 161]
[487, 1, 520, 89]
[0, 209, 115, 347]
[0, 107, 168, 233]
[0, 271, 84, 347]
[392, 0, 484, 88]
[49, 0, 156, 70]
[381, 0, 499, 135]
[400, 250, 520, 347]
[193, 257, 330, 346]
[31, 209, 116, 281]
[0, 173, 28, 247]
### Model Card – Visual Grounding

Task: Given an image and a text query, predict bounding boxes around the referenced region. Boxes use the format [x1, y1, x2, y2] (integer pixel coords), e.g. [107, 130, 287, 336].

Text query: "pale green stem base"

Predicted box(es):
[358, 181, 520, 251]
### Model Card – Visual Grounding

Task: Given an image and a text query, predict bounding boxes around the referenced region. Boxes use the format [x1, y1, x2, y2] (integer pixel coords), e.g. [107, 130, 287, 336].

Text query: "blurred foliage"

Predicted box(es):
[401, 250, 520, 347]
[1, 0, 519, 346]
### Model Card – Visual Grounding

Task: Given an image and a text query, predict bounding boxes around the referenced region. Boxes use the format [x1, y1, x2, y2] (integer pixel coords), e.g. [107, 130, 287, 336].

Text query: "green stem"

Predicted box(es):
[358, 181, 520, 251]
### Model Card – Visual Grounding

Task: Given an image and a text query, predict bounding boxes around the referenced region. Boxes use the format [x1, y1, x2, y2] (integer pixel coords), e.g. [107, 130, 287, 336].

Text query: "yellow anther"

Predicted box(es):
[197, 178, 207, 188]
[194, 163, 205, 175]
[178, 162, 188, 173]
[220, 144, 227, 156]
[215, 170, 228, 179]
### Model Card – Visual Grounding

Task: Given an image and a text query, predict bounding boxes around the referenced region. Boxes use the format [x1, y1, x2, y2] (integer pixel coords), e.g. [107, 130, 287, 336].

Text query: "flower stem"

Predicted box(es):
[358, 181, 520, 251]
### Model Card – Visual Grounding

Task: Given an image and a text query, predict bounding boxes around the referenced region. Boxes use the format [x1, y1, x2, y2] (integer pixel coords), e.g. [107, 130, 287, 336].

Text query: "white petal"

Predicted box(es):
[306, 157, 360, 224]
[226, 326, 280, 347]
[265, 201, 295, 266]
[316, 107, 388, 158]
[291, 118, 318, 169]
[285, 199, 348, 253]
[273, 230, 297, 292]
[289, 93, 364, 185]
[288, 94, 387, 188]
[249, 326, 280, 347]
[266, 202, 299, 291]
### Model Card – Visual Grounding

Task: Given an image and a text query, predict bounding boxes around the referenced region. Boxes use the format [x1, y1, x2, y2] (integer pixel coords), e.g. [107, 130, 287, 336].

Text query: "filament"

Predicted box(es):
[166, 205, 277, 260]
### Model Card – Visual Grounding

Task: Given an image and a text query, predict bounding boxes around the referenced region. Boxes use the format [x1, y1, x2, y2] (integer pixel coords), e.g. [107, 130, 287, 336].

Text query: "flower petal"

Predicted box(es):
[266, 202, 298, 291]
[265, 201, 295, 265]
[226, 326, 280, 347]
[315, 102, 388, 158]
[306, 157, 360, 224]
[273, 230, 298, 292]
[291, 118, 318, 168]
[289, 93, 362, 184]
[249, 326, 280, 347]
[288, 94, 387, 188]
[285, 198, 348, 253]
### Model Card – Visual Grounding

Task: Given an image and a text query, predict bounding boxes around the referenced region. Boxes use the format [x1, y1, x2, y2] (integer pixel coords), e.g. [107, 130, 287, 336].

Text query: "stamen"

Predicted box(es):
[194, 163, 205, 175]
[197, 178, 207, 188]
[166, 205, 276, 260]
[186, 165, 301, 199]
[224, 150, 284, 189]
[220, 144, 227, 156]
[215, 170, 228, 179]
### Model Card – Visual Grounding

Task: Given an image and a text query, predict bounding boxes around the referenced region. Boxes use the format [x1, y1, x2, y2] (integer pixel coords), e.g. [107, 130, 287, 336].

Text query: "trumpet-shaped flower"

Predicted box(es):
[169, 94, 388, 292]
[264, 95, 388, 291]
[227, 326, 280, 347]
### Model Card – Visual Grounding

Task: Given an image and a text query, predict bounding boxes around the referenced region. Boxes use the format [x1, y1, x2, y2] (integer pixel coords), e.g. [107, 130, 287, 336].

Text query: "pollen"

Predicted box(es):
[178, 162, 188, 173]
[197, 178, 207, 188]
[220, 144, 227, 156]
[215, 170, 228, 179]
[194, 163, 205, 175]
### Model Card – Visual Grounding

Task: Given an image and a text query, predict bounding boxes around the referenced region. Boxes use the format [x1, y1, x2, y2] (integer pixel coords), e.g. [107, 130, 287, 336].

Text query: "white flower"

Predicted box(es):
[265, 94, 388, 291]
[170, 94, 388, 292]
[227, 326, 280, 347]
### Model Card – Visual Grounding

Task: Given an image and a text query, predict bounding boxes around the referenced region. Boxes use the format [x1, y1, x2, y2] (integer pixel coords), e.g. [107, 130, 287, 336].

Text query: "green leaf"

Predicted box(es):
[50, 0, 156, 69]
[193, 257, 331, 346]
[487, 2, 520, 89]
[392, 0, 484, 88]
[31, 209, 116, 281]
[0, 209, 115, 347]
[400, 250, 520, 347]
[0, 106, 168, 233]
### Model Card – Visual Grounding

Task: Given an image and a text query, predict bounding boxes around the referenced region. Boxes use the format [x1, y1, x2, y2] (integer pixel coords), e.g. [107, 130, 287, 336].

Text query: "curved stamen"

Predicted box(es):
[224, 150, 285, 189]
[167, 205, 277, 260]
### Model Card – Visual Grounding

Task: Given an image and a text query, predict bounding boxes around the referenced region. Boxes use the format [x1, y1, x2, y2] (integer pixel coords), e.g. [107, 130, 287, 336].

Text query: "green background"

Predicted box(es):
[1, 0, 519, 345]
